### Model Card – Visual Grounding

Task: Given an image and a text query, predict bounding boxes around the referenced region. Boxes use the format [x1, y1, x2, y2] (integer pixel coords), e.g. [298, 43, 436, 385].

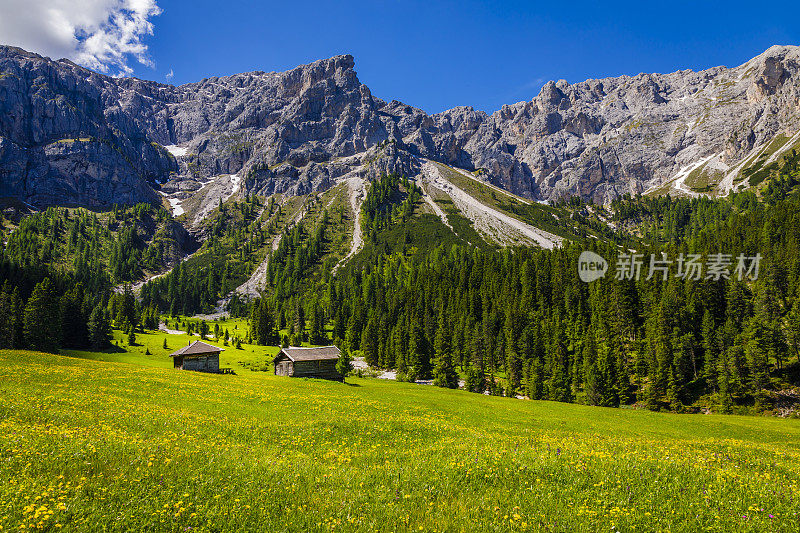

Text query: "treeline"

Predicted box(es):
[0, 271, 158, 354]
[361, 173, 420, 242]
[141, 195, 269, 316]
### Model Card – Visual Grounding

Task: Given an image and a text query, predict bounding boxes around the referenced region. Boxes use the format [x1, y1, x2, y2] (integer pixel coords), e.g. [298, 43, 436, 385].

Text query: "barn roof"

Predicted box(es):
[169, 340, 224, 358]
[276, 346, 341, 362]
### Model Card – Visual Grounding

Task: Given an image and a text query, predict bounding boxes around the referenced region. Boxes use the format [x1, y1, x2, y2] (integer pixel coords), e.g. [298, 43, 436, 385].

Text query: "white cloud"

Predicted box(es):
[0, 0, 162, 76]
[165, 68, 174, 81]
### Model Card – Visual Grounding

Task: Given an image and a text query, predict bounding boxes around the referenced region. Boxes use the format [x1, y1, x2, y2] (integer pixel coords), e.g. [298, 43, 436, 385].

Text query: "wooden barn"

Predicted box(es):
[169, 340, 223, 373]
[273, 346, 342, 381]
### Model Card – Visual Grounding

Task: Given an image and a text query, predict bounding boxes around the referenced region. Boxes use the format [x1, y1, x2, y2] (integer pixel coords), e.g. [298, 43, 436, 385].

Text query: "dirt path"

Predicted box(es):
[158, 322, 184, 335]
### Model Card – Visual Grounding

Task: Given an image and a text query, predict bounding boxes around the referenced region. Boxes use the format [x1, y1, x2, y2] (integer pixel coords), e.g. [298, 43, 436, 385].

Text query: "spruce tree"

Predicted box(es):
[24, 278, 61, 353]
[583, 335, 606, 406]
[433, 351, 459, 389]
[786, 299, 800, 364]
[335, 347, 352, 381]
[361, 316, 379, 367]
[464, 365, 485, 393]
[88, 305, 111, 349]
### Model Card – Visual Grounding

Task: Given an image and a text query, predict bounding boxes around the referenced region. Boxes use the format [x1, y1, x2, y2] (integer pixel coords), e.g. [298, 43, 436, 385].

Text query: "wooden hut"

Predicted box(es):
[273, 346, 342, 381]
[169, 340, 223, 372]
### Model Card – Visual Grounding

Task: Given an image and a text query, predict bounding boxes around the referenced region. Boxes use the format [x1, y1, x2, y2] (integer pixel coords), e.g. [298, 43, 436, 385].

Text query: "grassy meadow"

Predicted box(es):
[60, 317, 277, 372]
[2, 347, 800, 532]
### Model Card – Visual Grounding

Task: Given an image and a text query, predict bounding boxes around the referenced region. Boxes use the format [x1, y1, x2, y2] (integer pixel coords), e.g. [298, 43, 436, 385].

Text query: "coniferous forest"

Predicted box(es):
[2, 166, 800, 414]
[246, 174, 800, 413]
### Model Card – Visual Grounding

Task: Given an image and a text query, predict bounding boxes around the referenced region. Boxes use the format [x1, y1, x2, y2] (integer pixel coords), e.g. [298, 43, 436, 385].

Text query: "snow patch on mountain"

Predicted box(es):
[164, 145, 188, 157]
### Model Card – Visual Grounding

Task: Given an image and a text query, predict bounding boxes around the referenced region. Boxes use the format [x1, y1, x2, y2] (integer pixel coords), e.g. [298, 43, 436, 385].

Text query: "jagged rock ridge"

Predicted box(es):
[1, 44, 799, 208]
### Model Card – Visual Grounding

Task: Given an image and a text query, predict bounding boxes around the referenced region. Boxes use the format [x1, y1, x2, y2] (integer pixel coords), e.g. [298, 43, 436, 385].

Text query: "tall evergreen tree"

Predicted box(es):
[24, 278, 61, 353]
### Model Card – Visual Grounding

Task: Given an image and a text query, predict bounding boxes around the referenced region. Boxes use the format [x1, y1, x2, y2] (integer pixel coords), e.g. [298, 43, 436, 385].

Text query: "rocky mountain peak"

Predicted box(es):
[2, 45, 800, 210]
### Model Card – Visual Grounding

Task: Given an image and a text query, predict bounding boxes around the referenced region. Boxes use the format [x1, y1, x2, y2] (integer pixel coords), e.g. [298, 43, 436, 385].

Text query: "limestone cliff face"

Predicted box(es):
[1, 44, 800, 208]
[459, 45, 800, 202]
[0, 47, 171, 207]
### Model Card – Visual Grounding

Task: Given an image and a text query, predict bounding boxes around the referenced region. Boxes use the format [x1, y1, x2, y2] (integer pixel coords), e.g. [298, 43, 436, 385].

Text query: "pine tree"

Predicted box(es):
[88, 305, 111, 349]
[24, 278, 61, 353]
[310, 303, 326, 345]
[407, 322, 429, 379]
[505, 349, 523, 396]
[464, 365, 485, 393]
[361, 315, 379, 367]
[434, 311, 451, 364]
[716, 347, 733, 413]
[0, 283, 16, 348]
[59, 284, 88, 348]
[583, 335, 606, 406]
[525, 357, 544, 400]
[335, 347, 352, 381]
[744, 320, 769, 399]
[787, 299, 800, 364]
[433, 351, 459, 389]
[546, 331, 571, 402]
[701, 310, 717, 390]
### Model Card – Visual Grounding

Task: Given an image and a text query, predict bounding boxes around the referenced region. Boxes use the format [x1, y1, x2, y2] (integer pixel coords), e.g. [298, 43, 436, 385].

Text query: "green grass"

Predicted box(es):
[2, 350, 800, 531]
[684, 162, 724, 193]
[63, 318, 276, 372]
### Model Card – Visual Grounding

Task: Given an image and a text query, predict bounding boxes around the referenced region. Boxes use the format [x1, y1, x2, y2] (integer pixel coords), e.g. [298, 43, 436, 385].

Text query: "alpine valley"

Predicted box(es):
[1, 43, 800, 416]
[4, 34, 800, 532]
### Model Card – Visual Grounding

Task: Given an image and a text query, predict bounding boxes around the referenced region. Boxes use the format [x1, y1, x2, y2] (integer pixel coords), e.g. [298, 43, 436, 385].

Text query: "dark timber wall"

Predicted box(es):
[292, 360, 342, 381]
[275, 359, 293, 376]
[178, 354, 220, 373]
[273, 354, 342, 381]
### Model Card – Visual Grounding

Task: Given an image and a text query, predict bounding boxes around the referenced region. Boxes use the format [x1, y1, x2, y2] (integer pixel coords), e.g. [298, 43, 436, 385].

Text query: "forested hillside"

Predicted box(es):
[248, 174, 800, 413]
[140, 195, 274, 317]
[2, 153, 800, 414]
[140, 184, 354, 317]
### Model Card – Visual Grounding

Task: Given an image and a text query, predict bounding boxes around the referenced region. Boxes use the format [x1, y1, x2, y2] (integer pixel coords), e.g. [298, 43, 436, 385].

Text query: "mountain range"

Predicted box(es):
[2, 43, 800, 421]
[1, 44, 800, 215]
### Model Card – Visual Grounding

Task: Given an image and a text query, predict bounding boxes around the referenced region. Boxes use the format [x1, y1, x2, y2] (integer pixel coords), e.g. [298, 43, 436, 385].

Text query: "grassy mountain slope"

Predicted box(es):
[645, 130, 800, 198]
[430, 162, 614, 242]
[1, 349, 799, 532]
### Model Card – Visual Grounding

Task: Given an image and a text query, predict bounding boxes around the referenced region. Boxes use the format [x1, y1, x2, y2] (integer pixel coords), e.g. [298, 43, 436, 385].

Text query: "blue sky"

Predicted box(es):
[3, 0, 799, 114]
